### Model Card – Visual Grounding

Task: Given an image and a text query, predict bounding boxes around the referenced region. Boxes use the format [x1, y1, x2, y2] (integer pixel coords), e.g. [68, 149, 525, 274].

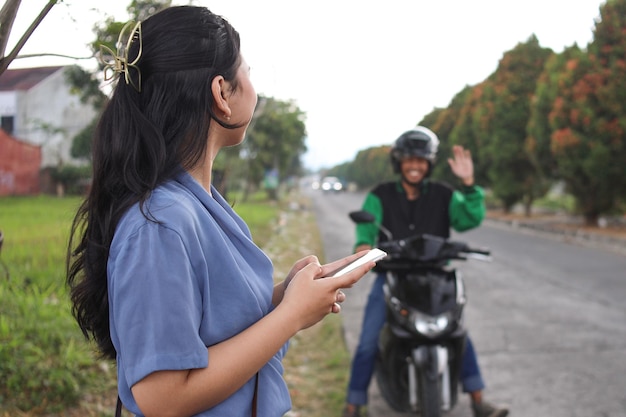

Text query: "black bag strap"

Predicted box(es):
[115, 395, 123, 417]
[252, 372, 259, 417]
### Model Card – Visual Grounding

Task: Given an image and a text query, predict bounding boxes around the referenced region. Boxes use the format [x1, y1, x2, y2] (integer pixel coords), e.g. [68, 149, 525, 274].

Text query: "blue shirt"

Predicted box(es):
[107, 171, 291, 416]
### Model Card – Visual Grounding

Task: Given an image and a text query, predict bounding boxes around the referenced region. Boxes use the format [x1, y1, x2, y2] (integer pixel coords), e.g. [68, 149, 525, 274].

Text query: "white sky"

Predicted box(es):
[8, 0, 605, 170]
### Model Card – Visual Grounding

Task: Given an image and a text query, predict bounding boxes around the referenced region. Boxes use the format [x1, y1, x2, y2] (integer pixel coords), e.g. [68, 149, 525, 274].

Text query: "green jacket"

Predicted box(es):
[355, 179, 485, 249]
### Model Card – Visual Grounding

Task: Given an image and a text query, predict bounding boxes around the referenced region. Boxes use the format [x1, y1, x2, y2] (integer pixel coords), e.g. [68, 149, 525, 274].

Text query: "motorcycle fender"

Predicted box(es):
[412, 345, 438, 382]
[436, 345, 448, 375]
[413, 345, 453, 411]
[411, 345, 448, 375]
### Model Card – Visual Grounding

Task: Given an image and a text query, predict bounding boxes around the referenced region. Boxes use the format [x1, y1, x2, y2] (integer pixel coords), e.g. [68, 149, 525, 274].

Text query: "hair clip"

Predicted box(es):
[99, 21, 143, 92]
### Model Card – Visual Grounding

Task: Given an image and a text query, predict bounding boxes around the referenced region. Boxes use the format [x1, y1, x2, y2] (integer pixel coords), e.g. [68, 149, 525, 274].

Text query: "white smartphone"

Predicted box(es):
[331, 248, 388, 277]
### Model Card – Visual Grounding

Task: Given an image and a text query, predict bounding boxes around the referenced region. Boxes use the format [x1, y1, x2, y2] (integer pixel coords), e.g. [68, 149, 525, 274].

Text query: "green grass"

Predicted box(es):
[0, 194, 278, 415]
[0, 196, 106, 414]
[226, 194, 278, 248]
[534, 193, 576, 213]
[261, 194, 351, 417]
[0, 192, 349, 416]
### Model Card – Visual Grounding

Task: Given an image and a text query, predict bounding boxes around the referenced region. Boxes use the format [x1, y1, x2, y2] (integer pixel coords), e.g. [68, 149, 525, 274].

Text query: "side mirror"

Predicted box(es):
[349, 211, 393, 241]
[349, 210, 376, 224]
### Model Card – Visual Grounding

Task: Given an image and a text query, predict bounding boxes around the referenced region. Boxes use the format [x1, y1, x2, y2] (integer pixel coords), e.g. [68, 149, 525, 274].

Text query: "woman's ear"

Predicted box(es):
[211, 75, 232, 120]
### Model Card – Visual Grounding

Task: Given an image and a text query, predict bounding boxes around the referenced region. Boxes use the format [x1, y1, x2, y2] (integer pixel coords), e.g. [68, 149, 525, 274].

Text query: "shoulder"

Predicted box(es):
[116, 181, 205, 240]
[149, 181, 199, 218]
[371, 181, 399, 197]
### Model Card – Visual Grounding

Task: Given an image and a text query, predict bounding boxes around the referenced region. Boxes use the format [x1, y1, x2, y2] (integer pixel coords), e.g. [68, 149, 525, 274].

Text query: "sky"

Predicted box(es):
[8, 0, 606, 171]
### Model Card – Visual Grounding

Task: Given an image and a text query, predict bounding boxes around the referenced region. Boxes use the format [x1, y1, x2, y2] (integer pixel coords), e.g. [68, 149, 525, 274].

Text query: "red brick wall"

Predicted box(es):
[0, 129, 42, 196]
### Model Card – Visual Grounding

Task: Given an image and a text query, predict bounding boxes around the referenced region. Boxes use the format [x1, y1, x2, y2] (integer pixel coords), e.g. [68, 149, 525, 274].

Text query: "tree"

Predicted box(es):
[0, 0, 59, 74]
[526, 46, 583, 207]
[421, 87, 477, 185]
[544, 0, 626, 225]
[342, 146, 394, 190]
[478, 36, 552, 214]
[88, 0, 171, 57]
[239, 96, 308, 199]
[324, 160, 351, 186]
[448, 83, 494, 188]
[589, 0, 626, 198]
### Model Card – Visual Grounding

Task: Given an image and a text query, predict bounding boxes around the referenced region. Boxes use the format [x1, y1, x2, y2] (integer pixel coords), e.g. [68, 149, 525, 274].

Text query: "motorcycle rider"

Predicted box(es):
[342, 126, 509, 417]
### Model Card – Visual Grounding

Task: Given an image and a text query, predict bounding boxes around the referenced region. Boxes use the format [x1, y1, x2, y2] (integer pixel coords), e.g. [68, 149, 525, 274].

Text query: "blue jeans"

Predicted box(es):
[346, 274, 485, 406]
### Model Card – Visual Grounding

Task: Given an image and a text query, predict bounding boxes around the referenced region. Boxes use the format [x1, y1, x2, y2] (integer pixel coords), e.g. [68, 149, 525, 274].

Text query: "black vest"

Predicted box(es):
[372, 180, 453, 242]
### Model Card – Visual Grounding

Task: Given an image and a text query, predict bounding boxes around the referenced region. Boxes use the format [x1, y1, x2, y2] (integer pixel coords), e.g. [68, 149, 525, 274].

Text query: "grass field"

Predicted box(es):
[0, 192, 349, 416]
[261, 195, 351, 417]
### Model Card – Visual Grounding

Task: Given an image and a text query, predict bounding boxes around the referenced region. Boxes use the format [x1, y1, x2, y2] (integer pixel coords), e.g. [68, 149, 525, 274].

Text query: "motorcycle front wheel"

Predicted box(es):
[375, 342, 411, 412]
[416, 345, 442, 417]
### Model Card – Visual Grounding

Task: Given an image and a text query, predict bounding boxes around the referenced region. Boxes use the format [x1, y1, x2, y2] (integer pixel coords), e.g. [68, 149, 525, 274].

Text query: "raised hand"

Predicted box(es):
[447, 145, 475, 186]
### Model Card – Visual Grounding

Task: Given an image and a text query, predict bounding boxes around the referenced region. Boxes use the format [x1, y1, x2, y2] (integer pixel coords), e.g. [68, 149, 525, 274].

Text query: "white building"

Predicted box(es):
[0, 66, 97, 168]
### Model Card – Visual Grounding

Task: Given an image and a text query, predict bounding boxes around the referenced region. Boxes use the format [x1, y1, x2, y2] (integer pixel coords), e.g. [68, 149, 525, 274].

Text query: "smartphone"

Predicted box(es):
[330, 248, 387, 277]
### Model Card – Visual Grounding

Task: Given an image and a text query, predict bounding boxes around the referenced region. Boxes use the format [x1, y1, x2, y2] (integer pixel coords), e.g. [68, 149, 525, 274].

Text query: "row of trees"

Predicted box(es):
[3, 1, 625, 221]
[327, 0, 626, 225]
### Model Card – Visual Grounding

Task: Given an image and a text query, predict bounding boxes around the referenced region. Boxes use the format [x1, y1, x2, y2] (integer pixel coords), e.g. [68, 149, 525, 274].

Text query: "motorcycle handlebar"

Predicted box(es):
[348, 210, 492, 263]
[464, 252, 493, 262]
[376, 235, 491, 263]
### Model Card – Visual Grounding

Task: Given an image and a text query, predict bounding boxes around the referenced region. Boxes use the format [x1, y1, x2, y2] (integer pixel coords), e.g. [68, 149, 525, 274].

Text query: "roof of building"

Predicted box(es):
[0, 66, 65, 92]
[0, 128, 40, 148]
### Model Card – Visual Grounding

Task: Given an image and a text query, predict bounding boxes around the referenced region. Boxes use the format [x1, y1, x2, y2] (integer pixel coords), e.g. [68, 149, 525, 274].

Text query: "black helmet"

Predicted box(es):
[390, 126, 439, 173]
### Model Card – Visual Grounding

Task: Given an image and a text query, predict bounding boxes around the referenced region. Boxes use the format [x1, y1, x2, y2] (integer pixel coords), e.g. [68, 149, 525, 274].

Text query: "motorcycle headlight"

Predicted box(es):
[411, 310, 452, 338]
[388, 296, 452, 338]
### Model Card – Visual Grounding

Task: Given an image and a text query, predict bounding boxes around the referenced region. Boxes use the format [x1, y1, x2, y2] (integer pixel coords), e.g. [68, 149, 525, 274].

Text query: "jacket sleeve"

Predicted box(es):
[449, 185, 486, 232]
[354, 192, 383, 250]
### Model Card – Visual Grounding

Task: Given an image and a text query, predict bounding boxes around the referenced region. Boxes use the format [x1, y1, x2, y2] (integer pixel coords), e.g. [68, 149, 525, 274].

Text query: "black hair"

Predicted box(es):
[66, 6, 242, 359]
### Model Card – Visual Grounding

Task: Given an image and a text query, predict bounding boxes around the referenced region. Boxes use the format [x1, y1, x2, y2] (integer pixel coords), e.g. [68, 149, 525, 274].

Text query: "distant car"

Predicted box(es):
[320, 176, 344, 192]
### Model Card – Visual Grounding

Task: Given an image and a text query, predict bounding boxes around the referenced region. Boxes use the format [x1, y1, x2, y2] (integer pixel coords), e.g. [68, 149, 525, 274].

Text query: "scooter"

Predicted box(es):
[349, 211, 491, 417]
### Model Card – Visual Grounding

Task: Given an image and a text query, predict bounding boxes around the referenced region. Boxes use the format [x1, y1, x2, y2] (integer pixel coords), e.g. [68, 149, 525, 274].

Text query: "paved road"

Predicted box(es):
[307, 189, 626, 417]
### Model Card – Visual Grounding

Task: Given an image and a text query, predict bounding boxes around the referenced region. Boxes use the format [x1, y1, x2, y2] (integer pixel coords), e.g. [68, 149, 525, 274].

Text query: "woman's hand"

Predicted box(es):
[273, 255, 320, 306]
[279, 251, 374, 330]
[284, 255, 320, 287]
[319, 250, 371, 278]
[274, 251, 370, 305]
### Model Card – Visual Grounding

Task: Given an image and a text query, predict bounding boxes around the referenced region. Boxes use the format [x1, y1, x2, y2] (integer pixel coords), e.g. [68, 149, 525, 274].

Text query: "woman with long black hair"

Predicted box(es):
[66, 6, 373, 416]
